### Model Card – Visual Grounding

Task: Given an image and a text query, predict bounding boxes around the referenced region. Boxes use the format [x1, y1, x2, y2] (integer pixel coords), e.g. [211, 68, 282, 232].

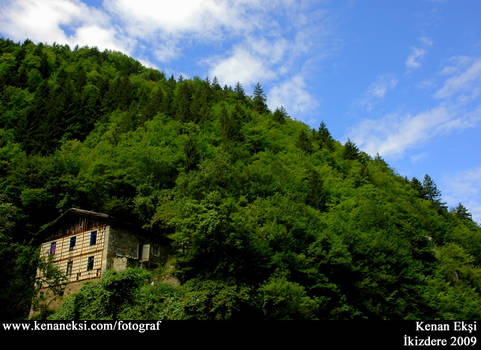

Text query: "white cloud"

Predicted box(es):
[367, 75, 398, 99]
[268, 74, 319, 116]
[348, 106, 451, 158]
[443, 167, 481, 224]
[348, 105, 481, 158]
[154, 45, 181, 63]
[72, 25, 129, 53]
[137, 57, 160, 71]
[419, 36, 433, 47]
[0, 0, 130, 53]
[0, 0, 276, 60]
[435, 58, 481, 99]
[410, 152, 429, 164]
[360, 75, 398, 111]
[348, 103, 481, 159]
[406, 47, 427, 69]
[103, 0, 263, 38]
[249, 37, 289, 65]
[208, 47, 275, 86]
[351, 53, 481, 158]
[434, 105, 481, 134]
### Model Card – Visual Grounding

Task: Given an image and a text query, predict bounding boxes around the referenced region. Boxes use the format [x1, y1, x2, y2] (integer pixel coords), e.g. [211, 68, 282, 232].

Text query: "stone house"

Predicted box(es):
[31, 208, 167, 314]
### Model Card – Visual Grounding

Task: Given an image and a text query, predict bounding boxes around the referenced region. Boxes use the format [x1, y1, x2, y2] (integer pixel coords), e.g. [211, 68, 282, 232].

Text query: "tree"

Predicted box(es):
[305, 169, 328, 211]
[18, 80, 50, 154]
[259, 275, 317, 320]
[253, 82, 269, 114]
[411, 177, 425, 199]
[343, 139, 359, 160]
[142, 86, 164, 121]
[315, 121, 334, 151]
[219, 103, 241, 143]
[190, 81, 211, 123]
[39, 53, 50, 79]
[272, 106, 288, 124]
[422, 174, 442, 203]
[296, 129, 313, 154]
[234, 82, 246, 101]
[184, 135, 200, 172]
[30, 254, 67, 318]
[453, 203, 472, 221]
[174, 82, 193, 122]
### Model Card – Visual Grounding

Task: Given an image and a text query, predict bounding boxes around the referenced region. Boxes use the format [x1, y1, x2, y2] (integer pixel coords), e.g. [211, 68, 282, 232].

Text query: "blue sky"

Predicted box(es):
[1, 0, 481, 222]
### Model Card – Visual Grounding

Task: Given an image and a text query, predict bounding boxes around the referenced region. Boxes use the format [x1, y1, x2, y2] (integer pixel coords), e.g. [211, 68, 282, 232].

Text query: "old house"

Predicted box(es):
[31, 208, 168, 315]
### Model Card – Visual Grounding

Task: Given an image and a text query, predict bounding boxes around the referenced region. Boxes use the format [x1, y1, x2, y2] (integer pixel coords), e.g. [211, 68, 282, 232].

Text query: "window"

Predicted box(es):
[69, 236, 76, 251]
[152, 244, 161, 257]
[49, 242, 56, 255]
[66, 261, 73, 275]
[87, 256, 94, 270]
[90, 231, 97, 246]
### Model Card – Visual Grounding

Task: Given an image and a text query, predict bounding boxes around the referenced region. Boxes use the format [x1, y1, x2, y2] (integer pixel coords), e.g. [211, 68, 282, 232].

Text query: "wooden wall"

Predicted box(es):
[38, 224, 108, 283]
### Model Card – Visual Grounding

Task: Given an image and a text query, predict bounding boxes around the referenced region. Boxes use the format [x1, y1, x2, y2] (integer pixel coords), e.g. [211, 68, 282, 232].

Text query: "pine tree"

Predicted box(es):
[315, 121, 334, 151]
[39, 53, 50, 79]
[453, 203, 472, 221]
[411, 177, 425, 199]
[272, 106, 288, 123]
[142, 86, 163, 120]
[422, 174, 442, 203]
[297, 129, 313, 154]
[234, 82, 246, 101]
[184, 135, 200, 172]
[174, 82, 193, 122]
[306, 169, 328, 211]
[190, 81, 211, 123]
[18, 80, 50, 154]
[343, 139, 359, 160]
[253, 82, 269, 114]
[219, 103, 241, 143]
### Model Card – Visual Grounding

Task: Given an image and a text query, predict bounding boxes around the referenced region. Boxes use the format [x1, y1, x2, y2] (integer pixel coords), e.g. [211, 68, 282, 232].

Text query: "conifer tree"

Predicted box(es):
[142, 86, 163, 120]
[306, 169, 328, 211]
[190, 82, 211, 123]
[273, 106, 288, 123]
[316, 121, 334, 150]
[411, 177, 425, 199]
[234, 82, 246, 101]
[174, 82, 193, 122]
[343, 139, 359, 160]
[184, 135, 200, 172]
[422, 174, 442, 204]
[253, 82, 269, 114]
[453, 203, 472, 221]
[297, 129, 313, 154]
[219, 103, 241, 143]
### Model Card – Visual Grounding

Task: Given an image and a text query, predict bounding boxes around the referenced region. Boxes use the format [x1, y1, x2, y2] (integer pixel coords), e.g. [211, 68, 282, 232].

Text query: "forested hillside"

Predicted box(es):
[1, 38, 481, 320]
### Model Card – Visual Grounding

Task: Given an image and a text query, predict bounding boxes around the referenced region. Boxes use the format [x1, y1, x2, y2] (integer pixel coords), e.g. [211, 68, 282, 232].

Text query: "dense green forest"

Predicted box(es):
[1, 38, 481, 320]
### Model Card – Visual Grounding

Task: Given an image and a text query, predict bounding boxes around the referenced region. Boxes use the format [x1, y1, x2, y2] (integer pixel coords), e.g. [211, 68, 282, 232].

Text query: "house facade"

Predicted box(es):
[31, 208, 166, 315]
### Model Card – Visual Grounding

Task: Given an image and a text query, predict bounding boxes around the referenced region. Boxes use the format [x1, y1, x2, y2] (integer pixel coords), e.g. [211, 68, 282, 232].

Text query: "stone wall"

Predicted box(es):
[106, 226, 141, 270]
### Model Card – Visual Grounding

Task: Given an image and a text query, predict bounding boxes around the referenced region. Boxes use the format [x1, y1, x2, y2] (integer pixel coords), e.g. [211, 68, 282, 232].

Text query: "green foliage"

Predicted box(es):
[343, 139, 359, 160]
[30, 254, 67, 317]
[181, 279, 255, 320]
[1, 39, 481, 320]
[259, 274, 317, 320]
[452, 203, 472, 221]
[50, 269, 149, 320]
[252, 82, 269, 114]
[296, 129, 313, 154]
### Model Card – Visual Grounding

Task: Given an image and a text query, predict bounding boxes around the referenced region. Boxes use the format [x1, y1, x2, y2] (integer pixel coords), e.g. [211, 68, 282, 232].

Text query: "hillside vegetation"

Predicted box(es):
[1, 38, 481, 320]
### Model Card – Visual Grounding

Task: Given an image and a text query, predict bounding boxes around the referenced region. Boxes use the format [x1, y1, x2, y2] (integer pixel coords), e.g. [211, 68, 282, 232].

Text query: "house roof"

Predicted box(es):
[36, 208, 170, 245]
[36, 208, 112, 242]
